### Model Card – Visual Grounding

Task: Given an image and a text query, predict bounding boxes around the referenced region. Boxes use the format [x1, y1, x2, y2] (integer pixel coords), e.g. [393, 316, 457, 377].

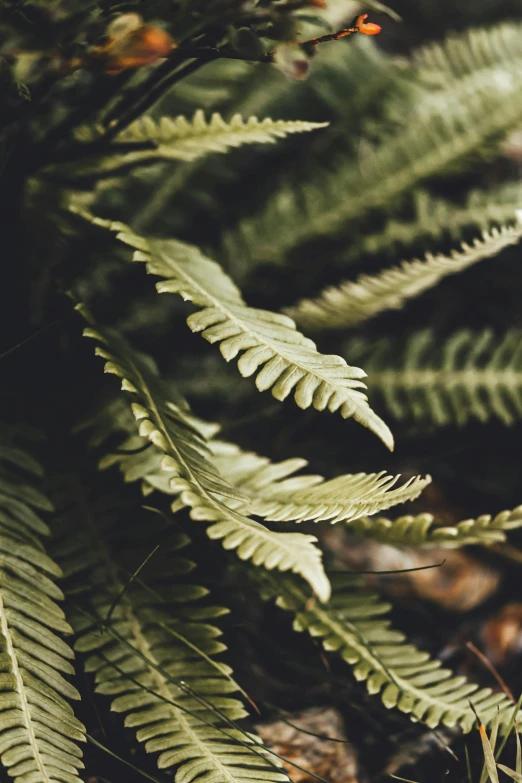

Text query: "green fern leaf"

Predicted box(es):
[348, 505, 522, 547]
[102, 424, 430, 525]
[0, 432, 85, 783]
[267, 573, 519, 732]
[208, 440, 431, 524]
[346, 184, 522, 263]
[52, 482, 287, 783]
[130, 234, 393, 449]
[74, 110, 328, 166]
[286, 221, 522, 330]
[69, 207, 393, 449]
[79, 317, 331, 601]
[231, 22, 522, 263]
[354, 329, 522, 427]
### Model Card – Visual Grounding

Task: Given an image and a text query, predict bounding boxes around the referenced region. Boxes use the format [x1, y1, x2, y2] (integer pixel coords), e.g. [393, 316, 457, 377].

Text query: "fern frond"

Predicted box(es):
[130, 234, 393, 448]
[79, 316, 331, 601]
[102, 423, 429, 524]
[230, 22, 522, 263]
[268, 574, 519, 732]
[348, 184, 522, 263]
[286, 221, 522, 330]
[347, 505, 522, 547]
[53, 483, 287, 783]
[69, 206, 393, 449]
[74, 110, 328, 165]
[413, 22, 522, 85]
[356, 329, 522, 427]
[208, 440, 431, 524]
[0, 432, 85, 783]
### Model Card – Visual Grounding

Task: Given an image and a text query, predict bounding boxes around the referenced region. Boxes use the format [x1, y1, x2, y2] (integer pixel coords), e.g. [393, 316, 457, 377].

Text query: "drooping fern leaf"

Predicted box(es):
[264, 573, 519, 732]
[78, 313, 331, 601]
[68, 209, 393, 449]
[346, 505, 522, 547]
[286, 220, 522, 330]
[52, 480, 287, 783]
[0, 431, 85, 783]
[229, 22, 522, 264]
[353, 330, 522, 428]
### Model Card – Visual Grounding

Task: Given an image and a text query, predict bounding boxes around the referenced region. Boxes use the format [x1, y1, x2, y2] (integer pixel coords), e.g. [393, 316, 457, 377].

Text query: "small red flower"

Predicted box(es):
[355, 13, 381, 35]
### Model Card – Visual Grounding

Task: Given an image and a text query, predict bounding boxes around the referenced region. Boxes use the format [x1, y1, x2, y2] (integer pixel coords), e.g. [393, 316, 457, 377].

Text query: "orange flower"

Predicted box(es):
[355, 13, 381, 35]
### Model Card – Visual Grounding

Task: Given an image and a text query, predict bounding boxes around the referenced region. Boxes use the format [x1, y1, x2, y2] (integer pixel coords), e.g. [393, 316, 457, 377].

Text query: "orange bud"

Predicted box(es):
[88, 14, 175, 74]
[103, 26, 174, 73]
[355, 13, 381, 35]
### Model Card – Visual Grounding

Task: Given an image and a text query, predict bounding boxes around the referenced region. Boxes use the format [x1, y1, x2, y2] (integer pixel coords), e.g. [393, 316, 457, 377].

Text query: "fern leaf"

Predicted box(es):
[208, 440, 431, 524]
[348, 505, 522, 547]
[286, 221, 522, 330]
[355, 329, 522, 427]
[0, 432, 85, 783]
[69, 207, 393, 449]
[130, 234, 393, 449]
[268, 573, 519, 732]
[75, 110, 328, 165]
[102, 423, 429, 525]
[53, 482, 287, 783]
[79, 316, 331, 601]
[231, 22, 522, 263]
[347, 184, 522, 263]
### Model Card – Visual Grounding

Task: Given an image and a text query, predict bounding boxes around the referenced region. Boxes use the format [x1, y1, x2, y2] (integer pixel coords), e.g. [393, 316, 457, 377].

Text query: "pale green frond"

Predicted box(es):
[286, 221, 522, 330]
[267, 574, 519, 733]
[69, 206, 393, 449]
[131, 235, 393, 449]
[412, 22, 522, 85]
[347, 505, 522, 548]
[346, 184, 522, 263]
[103, 426, 429, 525]
[74, 110, 328, 167]
[229, 21, 522, 264]
[208, 440, 431, 524]
[355, 330, 522, 428]
[0, 432, 85, 783]
[53, 483, 287, 783]
[79, 317, 331, 601]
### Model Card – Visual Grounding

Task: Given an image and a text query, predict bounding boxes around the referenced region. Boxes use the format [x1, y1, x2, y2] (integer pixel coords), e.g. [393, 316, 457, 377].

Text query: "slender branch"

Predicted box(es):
[101, 48, 189, 128]
[102, 57, 215, 141]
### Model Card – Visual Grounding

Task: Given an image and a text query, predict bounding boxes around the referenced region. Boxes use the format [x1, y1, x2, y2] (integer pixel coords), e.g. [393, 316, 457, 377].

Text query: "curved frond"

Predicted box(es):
[69, 207, 393, 449]
[79, 316, 331, 601]
[132, 234, 393, 449]
[52, 482, 287, 783]
[74, 110, 328, 167]
[208, 440, 431, 524]
[268, 574, 519, 732]
[0, 432, 85, 783]
[230, 22, 522, 263]
[348, 505, 522, 547]
[355, 329, 522, 427]
[286, 221, 522, 330]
